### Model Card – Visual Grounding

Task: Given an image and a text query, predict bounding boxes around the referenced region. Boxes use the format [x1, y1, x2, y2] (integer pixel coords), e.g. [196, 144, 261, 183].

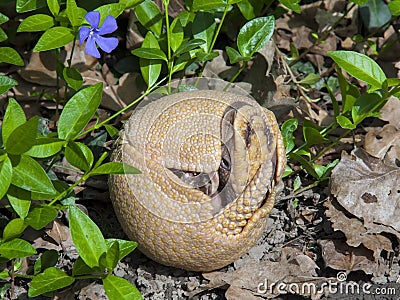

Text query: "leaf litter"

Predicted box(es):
[2, 0, 400, 299]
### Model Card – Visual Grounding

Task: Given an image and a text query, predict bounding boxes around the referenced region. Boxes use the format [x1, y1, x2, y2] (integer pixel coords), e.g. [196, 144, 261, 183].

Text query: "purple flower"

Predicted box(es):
[79, 11, 118, 58]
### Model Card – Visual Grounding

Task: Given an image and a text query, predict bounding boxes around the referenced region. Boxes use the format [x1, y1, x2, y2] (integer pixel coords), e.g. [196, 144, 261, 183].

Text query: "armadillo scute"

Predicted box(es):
[109, 90, 286, 271]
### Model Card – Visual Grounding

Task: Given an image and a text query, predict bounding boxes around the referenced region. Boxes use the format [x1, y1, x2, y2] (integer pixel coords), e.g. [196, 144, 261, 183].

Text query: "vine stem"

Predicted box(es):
[77, 77, 166, 139]
[63, 35, 77, 100]
[48, 175, 87, 206]
[196, 3, 230, 81]
[163, 0, 174, 92]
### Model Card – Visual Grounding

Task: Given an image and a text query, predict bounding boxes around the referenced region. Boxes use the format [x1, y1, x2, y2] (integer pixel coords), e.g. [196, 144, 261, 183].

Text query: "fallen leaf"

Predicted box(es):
[364, 124, 400, 160]
[325, 200, 393, 262]
[380, 96, 400, 129]
[330, 148, 400, 235]
[196, 247, 322, 299]
[318, 239, 386, 276]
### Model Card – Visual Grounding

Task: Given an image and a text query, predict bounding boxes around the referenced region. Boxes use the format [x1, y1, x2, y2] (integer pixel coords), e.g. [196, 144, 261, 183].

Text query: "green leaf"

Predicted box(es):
[25, 138, 65, 158]
[337, 66, 360, 113]
[17, 14, 54, 32]
[69, 205, 107, 268]
[351, 92, 382, 124]
[104, 125, 119, 138]
[58, 83, 103, 140]
[195, 50, 219, 62]
[237, 0, 256, 20]
[47, 0, 60, 16]
[7, 187, 31, 219]
[25, 206, 58, 230]
[192, 12, 216, 52]
[0, 156, 12, 199]
[6, 116, 38, 155]
[0, 75, 18, 95]
[225, 46, 250, 64]
[336, 115, 356, 129]
[359, 0, 391, 31]
[16, 0, 47, 13]
[0, 238, 36, 259]
[135, 0, 162, 38]
[0, 13, 9, 25]
[237, 16, 275, 57]
[350, 0, 369, 4]
[192, 0, 226, 11]
[120, 0, 145, 9]
[2, 99, 26, 146]
[99, 241, 119, 270]
[34, 250, 59, 274]
[0, 28, 7, 43]
[278, 0, 301, 13]
[105, 239, 138, 261]
[11, 155, 57, 196]
[388, 0, 400, 16]
[281, 118, 298, 153]
[170, 18, 184, 52]
[139, 32, 162, 88]
[387, 78, 400, 87]
[90, 162, 141, 176]
[173, 39, 205, 57]
[65, 141, 94, 172]
[177, 11, 192, 27]
[103, 275, 143, 300]
[290, 152, 320, 179]
[132, 48, 167, 61]
[0, 47, 24, 66]
[66, 0, 85, 27]
[28, 267, 75, 297]
[33, 27, 74, 52]
[297, 73, 320, 85]
[303, 120, 329, 147]
[172, 52, 192, 73]
[72, 256, 101, 276]
[3, 218, 27, 242]
[328, 50, 386, 88]
[95, 3, 125, 24]
[63, 67, 83, 91]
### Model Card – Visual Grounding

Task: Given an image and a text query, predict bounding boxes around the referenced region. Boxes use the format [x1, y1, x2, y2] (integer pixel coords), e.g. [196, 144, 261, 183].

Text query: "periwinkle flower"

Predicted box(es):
[79, 11, 118, 58]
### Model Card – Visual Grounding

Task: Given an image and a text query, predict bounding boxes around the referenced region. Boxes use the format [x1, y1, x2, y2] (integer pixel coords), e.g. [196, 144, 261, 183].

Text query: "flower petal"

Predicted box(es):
[79, 26, 90, 44]
[85, 11, 100, 29]
[85, 36, 100, 58]
[95, 36, 118, 53]
[98, 16, 117, 35]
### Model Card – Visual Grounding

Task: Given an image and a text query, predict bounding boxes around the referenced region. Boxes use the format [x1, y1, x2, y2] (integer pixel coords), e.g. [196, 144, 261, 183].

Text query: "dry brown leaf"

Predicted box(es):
[226, 286, 262, 300]
[318, 239, 386, 276]
[196, 247, 322, 299]
[202, 49, 238, 80]
[330, 148, 400, 234]
[325, 200, 393, 262]
[45, 218, 74, 252]
[364, 124, 400, 160]
[380, 96, 400, 129]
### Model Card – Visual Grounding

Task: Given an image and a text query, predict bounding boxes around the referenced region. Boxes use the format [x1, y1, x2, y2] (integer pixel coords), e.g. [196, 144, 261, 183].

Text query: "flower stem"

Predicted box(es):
[63, 35, 77, 101]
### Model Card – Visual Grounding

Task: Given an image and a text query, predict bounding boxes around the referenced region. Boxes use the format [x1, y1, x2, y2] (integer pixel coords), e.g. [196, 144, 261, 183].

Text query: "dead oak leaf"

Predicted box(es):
[380, 96, 400, 129]
[364, 124, 400, 161]
[318, 239, 386, 276]
[325, 200, 393, 262]
[330, 148, 400, 235]
[194, 247, 321, 299]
